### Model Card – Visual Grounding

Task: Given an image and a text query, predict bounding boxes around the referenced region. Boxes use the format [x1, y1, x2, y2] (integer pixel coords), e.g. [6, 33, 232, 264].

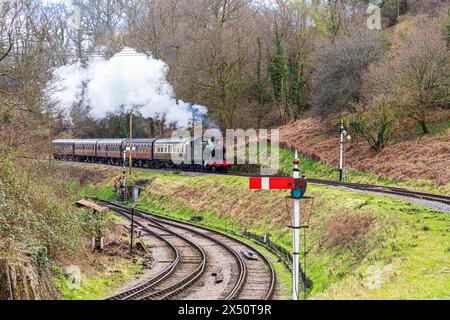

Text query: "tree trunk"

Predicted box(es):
[148, 118, 155, 138]
[419, 120, 429, 134]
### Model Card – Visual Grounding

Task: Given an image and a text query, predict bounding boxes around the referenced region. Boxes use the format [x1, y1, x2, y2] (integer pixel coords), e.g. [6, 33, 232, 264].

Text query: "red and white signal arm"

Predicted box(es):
[249, 177, 295, 190]
[250, 177, 307, 199]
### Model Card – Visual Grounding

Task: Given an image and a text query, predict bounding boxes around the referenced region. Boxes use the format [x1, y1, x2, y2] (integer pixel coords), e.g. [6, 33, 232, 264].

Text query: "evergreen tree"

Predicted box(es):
[268, 29, 289, 121]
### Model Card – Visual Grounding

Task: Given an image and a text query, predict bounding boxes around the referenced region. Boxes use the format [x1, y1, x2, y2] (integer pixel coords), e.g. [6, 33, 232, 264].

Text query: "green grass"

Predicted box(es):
[88, 169, 450, 299]
[306, 187, 450, 299]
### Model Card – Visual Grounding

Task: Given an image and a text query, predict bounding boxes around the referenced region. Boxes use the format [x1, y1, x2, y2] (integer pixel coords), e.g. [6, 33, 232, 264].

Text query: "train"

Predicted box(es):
[52, 137, 231, 172]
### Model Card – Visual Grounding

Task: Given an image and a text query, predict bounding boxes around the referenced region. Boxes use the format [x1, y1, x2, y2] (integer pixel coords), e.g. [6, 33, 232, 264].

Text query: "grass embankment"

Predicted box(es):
[52, 168, 144, 300]
[88, 168, 450, 300]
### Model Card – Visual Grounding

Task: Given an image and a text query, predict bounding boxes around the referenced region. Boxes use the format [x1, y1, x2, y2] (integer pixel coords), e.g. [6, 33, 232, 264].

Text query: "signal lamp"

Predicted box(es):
[291, 178, 307, 199]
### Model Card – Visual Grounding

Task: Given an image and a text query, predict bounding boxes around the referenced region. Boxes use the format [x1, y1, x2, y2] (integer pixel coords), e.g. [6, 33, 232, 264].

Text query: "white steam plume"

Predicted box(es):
[46, 48, 207, 127]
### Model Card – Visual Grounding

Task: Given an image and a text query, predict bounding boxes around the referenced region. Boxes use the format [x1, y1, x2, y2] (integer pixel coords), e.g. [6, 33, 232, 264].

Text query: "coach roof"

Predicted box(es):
[73, 139, 100, 144]
[154, 137, 198, 144]
[125, 139, 157, 144]
[97, 139, 127, 144]
[52, 139, 76, 143]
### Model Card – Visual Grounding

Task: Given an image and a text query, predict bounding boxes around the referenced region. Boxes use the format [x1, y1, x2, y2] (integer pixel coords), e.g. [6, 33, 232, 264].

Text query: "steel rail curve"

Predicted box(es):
[101, 201, 251, 300]
[100, 200, 276, 300]
[104, 210, 180, 300]
[104, 204, 207, 300]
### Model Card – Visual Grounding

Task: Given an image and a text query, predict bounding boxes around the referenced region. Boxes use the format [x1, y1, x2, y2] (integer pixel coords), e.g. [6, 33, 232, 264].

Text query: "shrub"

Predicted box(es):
[0, 150, 93, 262]
[350, 99, 397, 152]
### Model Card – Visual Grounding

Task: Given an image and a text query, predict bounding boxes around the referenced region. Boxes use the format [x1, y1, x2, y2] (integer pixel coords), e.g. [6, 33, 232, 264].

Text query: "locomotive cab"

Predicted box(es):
[203, 137, 229, 173]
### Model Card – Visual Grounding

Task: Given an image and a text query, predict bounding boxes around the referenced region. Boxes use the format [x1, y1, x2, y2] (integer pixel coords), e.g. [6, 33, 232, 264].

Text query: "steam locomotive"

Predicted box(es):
[52, 137, 230, 172]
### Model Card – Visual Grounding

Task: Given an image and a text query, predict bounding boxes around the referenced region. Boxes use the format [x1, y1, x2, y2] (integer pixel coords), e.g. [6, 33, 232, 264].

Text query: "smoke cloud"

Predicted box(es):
[46, 47, 207, 127]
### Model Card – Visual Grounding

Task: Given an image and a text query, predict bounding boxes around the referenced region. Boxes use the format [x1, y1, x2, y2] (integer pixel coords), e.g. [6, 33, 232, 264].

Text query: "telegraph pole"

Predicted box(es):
[129, 111, 133, 175]
[130, 205, 135, 255]
[120, 148, 127, 202]
[292, 151, 301, 300]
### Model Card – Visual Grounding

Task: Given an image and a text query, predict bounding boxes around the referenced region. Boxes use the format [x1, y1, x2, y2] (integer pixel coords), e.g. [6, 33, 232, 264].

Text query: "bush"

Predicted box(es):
[350, 99, 397, 152]
[0, 150, 93, 262]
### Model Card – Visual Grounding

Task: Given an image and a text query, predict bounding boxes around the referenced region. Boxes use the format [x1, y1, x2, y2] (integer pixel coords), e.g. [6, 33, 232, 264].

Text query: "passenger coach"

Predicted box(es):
[52, 137, 230, 172]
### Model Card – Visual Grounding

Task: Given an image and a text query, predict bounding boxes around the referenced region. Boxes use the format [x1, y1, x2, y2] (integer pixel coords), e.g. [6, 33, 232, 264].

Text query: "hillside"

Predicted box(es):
[279, 111, 450, 189]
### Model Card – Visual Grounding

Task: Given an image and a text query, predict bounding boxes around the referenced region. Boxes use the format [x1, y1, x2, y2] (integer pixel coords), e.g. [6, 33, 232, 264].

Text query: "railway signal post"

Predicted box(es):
[338, 121, 351, 182]
[249, 151, 307, 300]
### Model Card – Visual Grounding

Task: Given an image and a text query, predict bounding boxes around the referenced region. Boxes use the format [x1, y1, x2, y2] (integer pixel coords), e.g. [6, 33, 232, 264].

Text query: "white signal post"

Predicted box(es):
[249, 152, 306, 301]
[339, 122, 345, 182]
[338, 121, 351, 182]
[292, 151, 300, 300]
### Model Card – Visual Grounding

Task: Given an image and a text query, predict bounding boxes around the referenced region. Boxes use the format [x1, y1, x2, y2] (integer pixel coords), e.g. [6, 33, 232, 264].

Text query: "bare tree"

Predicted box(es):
[312, 31, 385, 114]
[366, 22, 449, 134]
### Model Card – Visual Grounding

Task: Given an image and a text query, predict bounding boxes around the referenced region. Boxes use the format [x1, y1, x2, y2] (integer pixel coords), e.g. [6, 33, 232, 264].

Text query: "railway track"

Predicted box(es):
[104, 205, 205, 300]
[101, 201, 275, 300]
[307, 179, 450, 206]
[53, 159, 450, 206]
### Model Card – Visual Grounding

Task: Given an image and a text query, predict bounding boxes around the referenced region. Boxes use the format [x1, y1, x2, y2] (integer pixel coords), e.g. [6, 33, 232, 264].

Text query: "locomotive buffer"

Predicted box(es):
[249, 151, 307, 300]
